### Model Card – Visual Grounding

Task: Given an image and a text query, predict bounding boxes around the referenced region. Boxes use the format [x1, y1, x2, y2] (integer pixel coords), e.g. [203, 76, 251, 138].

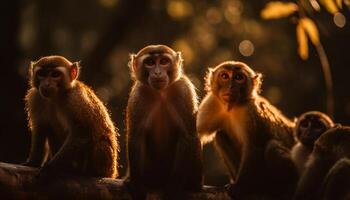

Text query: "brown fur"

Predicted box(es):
[291, 111, 334, 174]
[197, 61, 297, 199]
[126, 45, 202, 198]
[25, 55, 118, 179]
[294, 125, 350, 200]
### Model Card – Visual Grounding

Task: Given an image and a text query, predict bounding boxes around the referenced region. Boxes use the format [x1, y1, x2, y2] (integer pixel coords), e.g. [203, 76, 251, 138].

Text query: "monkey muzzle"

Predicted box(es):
[149, 78, 168, 90]
[39, 86, 56, 98]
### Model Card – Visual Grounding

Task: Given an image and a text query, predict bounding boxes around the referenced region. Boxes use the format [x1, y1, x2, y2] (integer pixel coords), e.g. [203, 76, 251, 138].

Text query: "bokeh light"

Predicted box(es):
[224, 1, 242, 25]
[167, 0, 193, 20]
[206, 7, 223, 25]
[333, 12, 346, 28]
[173, 39, 195, 65]
[98, 0, 118, 8]
[266, 86, 282, 104]
[238, 40, 254, 57]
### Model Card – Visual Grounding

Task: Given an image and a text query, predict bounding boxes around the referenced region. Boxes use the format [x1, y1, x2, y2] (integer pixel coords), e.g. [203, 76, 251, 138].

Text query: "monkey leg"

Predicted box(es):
[214, 131, 241, 181]
[264, 140, 298, 197]
[126, 134, 148, 200]
[226, 145, 264, 199]
[36, 133, 89, 182]
[228, 140, 298, 200]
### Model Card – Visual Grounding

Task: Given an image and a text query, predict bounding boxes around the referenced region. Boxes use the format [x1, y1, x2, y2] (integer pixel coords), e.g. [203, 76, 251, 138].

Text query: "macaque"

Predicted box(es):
[291, 111, 334, 174]
[294, 125, 350, 200]
[24, 55, 118, 180]
[126, 45, 202, 199]
[197, 61, 297, 199]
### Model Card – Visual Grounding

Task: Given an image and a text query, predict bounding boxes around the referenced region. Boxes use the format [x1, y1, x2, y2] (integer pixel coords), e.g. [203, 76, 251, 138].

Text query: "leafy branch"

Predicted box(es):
[260, 0, 347, 117]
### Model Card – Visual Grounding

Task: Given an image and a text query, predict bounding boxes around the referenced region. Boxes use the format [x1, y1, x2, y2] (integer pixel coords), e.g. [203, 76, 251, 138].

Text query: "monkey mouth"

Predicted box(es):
[39, 87, 56, 98]
[150, 79, 167, 90]
[221, 92, 237, 102]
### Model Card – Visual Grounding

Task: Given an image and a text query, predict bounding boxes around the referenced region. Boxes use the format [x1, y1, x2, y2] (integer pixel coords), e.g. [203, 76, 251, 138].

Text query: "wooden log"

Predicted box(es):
[0, 162, 230, 200]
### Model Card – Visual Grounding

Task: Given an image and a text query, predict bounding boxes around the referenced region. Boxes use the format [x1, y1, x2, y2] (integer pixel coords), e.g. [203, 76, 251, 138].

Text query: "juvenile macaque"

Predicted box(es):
[126, 45, 202, 199]
[24, 55, 118, 180]
[197, 61, 297, 199]
[294, 125, 350, 200]
[291, 111, 334, 174]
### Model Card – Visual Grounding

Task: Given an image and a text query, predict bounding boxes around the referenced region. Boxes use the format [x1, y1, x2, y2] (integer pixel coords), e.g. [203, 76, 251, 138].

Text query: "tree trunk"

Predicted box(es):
[0, 162, 230, 200]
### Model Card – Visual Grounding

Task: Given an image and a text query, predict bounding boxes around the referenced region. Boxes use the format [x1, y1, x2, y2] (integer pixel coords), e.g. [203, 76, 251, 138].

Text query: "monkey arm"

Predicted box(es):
[294, 154, 335, 200]
[127, 130, 146, 184]
[169, 134, 202, 190]
[126, 89, 147, 186]
[197, 94, 223, 142]
[25, 125, 49, 167]
[41, 127, 89, 176]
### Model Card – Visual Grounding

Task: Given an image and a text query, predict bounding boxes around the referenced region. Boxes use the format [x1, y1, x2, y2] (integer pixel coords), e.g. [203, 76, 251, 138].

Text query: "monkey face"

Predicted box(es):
[143, 54, 173, 90]
[35, 67, 64, 99]
[296, 112, 334, 147]
[131, 45, 182, 90]
[31, 56, 79, 99]
[208, 62, 261, 106]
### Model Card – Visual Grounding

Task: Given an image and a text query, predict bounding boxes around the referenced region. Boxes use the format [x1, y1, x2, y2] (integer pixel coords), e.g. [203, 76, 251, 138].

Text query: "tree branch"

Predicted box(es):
[0, 162, 230, 200]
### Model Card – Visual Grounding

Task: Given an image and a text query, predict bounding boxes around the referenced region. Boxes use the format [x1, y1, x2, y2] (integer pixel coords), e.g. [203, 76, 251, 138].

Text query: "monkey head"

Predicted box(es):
[313, 125, 350, 157]
[295, 111, 334, 147]
[29, 56, 80, 99]
[129, 45, 183, 90]
[205, 61, 262, 106]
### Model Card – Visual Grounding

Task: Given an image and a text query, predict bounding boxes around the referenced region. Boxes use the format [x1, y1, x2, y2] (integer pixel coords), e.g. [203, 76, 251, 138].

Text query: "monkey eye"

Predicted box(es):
[312, 120, 325, 131]
[300, 120, 309, 129]
[220, 72, 230, 80]
[51, 71, 61, 78]
[160, 57, 171, 66]
[233, 74, 245, 83]
[36, 70, 47, 78]
[144, 58, 155, 67]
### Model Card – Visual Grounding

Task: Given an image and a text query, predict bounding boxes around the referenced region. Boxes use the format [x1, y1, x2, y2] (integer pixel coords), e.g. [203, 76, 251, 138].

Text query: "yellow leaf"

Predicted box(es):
[296, 22, 308, 60]
[300, 18, 320, 46]
[336, 0, 343, 8]
[345, 0, 350, 6]
[319, 0, 339, 14]
[261, 1, 298, 19]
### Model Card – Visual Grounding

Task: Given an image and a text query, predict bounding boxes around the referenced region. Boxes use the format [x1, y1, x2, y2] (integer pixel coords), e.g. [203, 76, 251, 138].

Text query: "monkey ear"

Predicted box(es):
[128, 54, 137, 73]
[204, 68, 215, 92]
[70, 62, 80, 80]
[29, 61, 35, 73]
[176, 52, 184, 69]
[253, 73, 263, 94]
[28, 61, 35, 86]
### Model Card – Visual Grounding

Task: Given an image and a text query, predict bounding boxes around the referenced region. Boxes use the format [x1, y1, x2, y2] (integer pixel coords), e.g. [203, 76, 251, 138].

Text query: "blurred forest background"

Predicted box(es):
[1, 0, 349, 186]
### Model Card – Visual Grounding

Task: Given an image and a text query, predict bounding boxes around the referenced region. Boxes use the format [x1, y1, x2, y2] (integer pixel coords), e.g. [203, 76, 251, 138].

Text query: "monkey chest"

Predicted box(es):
[142, 104, 181, 151]
[47, 110, 70, 151]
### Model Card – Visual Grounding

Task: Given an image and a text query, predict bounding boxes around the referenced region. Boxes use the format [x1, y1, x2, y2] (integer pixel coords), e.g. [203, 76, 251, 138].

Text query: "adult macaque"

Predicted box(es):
[197, 61, 297, 199]
[126, 45, 202, 199]
[24, 55, 118, 180]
